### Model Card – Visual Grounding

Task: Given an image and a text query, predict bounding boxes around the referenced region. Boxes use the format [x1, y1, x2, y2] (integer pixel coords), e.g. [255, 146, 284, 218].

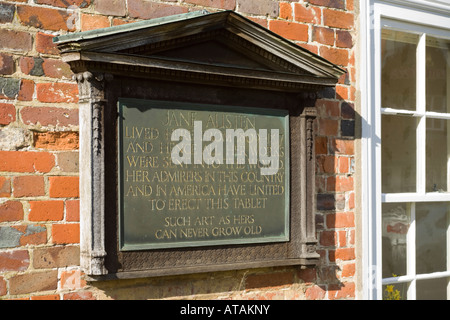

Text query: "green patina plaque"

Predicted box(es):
[118, 98, 289, 250]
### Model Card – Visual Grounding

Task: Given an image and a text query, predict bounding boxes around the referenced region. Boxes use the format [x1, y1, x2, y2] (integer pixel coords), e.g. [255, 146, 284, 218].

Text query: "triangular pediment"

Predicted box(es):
[55, 10, 344, 89]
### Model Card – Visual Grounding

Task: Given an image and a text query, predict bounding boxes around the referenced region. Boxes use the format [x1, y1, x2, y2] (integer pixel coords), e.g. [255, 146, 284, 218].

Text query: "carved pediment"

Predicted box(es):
[55, 10, 344, 91]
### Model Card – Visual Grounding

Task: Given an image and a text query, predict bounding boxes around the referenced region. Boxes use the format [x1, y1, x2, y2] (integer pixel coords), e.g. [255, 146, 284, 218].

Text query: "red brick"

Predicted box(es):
[341, 263, 355, 277]
[0, 53, 15, 75]
[81, 13, 110, 31]
[0, 29, 32, 51]
[305, 285, 326, 300]
[29, 200, 64, 221]
[31, 294, 60, 300]
[338, 156, 349, 173]
[294, 3, 321, 24]
[185, 0, 236, 10]
[318, 118, 338, 136]
[66, 199, 80, 222]
[21, 106, 79, 127]
[269, 20, 308, 42]
[34, 131, 79, 150]
[315, 136, 328, 154]
[326, 211, 355, 228]
[312, 26, 335, 46]
[0, 176, 11, 197]
[35, 0, 91, 8]
[42, 59, 73, 79]
[320, 230, 337, 246]
[0, 201, 23, 222]
[36, 32, 59, 55]
[49, 176, 79, 198]
[128, 0, 188, 19]
[9, 270, 58, 295]
[0, 151, 55, 173]
[323, 8, 354, 29]
[52, 223, 80, 244]
[0, 103, 16, 125]
[326, 175, 353, 192]
[13, 175, 45, 197]
[17, 5, 75, 31]
[0, 250, 29, 272]
[0, 276, 6, 296]
[316, 99, 340, 118]
[329, 282, 355, 299]
[95, 0, 127, 16]
[329, 138, 354, 155]
[329, 248, 355, 262]
[336, 30, 353, 48]
[279, 2, 293, 20]
[18, 79, 34, 101]
[36, 82, 78, 103]
[60, 270, 86, 290]
[320, 46, 349, 66]
[63, 291, 95, 300]
[297, 267, 316, 283]
[308, 0, 345, 9]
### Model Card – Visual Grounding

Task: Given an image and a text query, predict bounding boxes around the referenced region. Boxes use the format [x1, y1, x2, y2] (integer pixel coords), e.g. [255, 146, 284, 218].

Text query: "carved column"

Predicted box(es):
[75, 71, 108, 275]
[299, 102, 320, 263]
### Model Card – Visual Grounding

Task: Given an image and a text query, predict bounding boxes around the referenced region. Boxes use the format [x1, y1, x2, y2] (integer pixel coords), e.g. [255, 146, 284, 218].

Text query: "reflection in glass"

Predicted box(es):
[415, 203, 449, 274]
[383, 282, 408, 300]
[426, 36, 449, 113]
[382, 115, 417, 193]
[417, 278, 448, 300]
[381, 29, 419, 110]
[382, 203, 410, 278]
[426, 118, 449, 192]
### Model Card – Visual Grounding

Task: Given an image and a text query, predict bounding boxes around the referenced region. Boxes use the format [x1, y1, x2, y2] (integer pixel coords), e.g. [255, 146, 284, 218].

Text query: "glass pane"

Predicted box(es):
[426, 118, 449, 192]
[426, 36, 449, 113]
[382, 203, 410, 278]
[417, 278, 449, 300]
[416, 202, 449, 274]
[382, 115, 417, 193]
[383, 282, 409, 300]
[381, 29, 419, 110]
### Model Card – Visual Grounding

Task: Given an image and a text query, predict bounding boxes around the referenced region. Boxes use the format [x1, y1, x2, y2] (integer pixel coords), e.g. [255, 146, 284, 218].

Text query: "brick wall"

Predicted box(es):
[0, 0, 356, 300]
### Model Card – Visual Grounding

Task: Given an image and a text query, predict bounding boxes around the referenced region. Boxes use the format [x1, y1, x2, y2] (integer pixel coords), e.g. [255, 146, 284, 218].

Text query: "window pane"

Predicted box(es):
[382, 203, 410, 278]
[416, 203, 449, 274]
[382, 115, 417, 193]
[381, 29, 419, 110]
[426, 118, 449, 192]
[426, 36, 449, 113]
[417, 278, 449, 300]
[383, 282, 409, 300]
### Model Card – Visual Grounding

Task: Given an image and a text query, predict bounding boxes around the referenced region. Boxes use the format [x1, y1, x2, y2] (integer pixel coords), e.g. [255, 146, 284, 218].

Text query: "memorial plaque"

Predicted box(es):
[118, 98, 289, 250]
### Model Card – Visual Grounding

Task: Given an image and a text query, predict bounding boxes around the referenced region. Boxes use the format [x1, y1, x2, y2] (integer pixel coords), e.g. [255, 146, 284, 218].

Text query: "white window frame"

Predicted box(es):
[360, 0, 450, 300]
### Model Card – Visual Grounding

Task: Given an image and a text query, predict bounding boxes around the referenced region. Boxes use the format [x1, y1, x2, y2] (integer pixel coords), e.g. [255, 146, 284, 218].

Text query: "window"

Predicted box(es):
[361, 0, 450, 300]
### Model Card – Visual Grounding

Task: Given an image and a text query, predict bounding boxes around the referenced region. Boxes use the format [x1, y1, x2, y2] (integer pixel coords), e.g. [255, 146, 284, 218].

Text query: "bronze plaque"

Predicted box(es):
[118, 99, 289, 250]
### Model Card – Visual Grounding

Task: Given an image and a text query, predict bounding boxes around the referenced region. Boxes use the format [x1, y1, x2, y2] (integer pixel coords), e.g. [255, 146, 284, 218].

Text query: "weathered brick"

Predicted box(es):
[42, 58, 73, 79]
[18, 79, 35, 101]
[13, 175, 45, 197]
[0, 224, 46, 248]
[81, 13, 110, 31]
[0, 250, 29, 272]
[60, 270, 86, 290]
[94, 0, 127, 16]
[0, 53, 15, 75]
[56, 151, 79, 172]
[36, 82, 78, 103]
[52, 223, 80, 244]
[329, 248, 355, 262]
[128, 0, 188, 20]
[0, 77, 21, 100]
[36, 32, 59, 55]
[318, 118, 338, 136]
[305, 285, 326, 300]
[31, 294, 60, 300]
[341, 119, 354, 137]
[0, 2, 15, 24]
[317, 193, 335, 211]
[20, 57, 44, 76]
[329, 138, 354, 155]
[315, 136, 328, 154]
[17, 5, 75, 31]
[328, 281, 355, 299]
[0, 127, 31, 151]
[185, 0, 236, 10]
[63, 291, 95, 300]
[0, 151, 55, 173]
[336, 30, 353, 48]
[323, 8, 354, 29]
[21, 107, 79, 127]
[237, 0, 279, 18]
[312, 26, 334, 46]
[0, 176, 11, 197]
[320, 46, 349, 66]
[320, 230, 337, 246]
[0, 103, 16, 125]
[279, 2, 293, 20]
[34, 0, 91, 8]
[326, 211, 355, 228]
[66, 199, 80, 221]
[9, 270, 58, 295]
[0, 276, 6, 296]
[294, 2, 321, 24]
[0, 201, 23, 222]
[327, 175, 353, 192]
[34, 131, 79, 150]
[0, 29, 32, 52]
[29, 200, 64, 221]
[49, 176, 79, 198]
[33, 245, 80, 269]
[308, 0, 345, 9]
[268, 20, 308, 42]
